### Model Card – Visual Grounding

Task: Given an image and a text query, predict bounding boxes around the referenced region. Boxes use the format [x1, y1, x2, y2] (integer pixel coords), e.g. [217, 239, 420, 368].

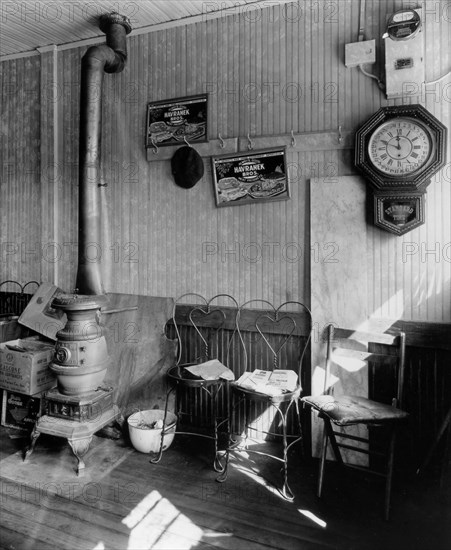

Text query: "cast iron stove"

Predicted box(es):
[24, 294, 120, 474]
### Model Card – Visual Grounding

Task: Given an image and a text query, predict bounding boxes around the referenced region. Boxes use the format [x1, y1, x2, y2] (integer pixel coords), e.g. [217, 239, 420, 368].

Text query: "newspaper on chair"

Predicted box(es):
[235, 369, 298, 395]
[184, 360, 235, 381]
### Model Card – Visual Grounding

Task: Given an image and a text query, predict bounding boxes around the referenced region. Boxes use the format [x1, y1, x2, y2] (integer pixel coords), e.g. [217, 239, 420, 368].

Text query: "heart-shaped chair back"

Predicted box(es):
[255, 313, 297, 369]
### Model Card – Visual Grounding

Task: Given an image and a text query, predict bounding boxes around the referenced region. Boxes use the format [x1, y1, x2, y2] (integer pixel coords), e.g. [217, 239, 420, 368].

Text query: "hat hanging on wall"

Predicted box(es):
[171, 146, 204, 189]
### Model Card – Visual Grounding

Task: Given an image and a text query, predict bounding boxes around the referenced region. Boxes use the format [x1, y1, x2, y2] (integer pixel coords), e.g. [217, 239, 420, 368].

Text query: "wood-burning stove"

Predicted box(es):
[23, 13, 132, 474]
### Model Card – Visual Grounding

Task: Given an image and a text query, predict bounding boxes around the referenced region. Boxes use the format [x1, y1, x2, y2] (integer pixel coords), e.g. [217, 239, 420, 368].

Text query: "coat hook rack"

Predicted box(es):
[290, 130, 296, 148]
[218, 133, 225, 149]
[151, 137, 159, 154]
[247, 133, 254, 151]
[338, 125, 343, 144]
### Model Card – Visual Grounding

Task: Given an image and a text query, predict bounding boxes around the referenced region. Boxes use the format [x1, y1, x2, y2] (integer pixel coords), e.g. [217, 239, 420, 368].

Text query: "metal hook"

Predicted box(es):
[150, 137, 159, 154]
[338, 125, 343, 144]
[247, 133, 254, 151]
[290, 130, 296, 148]
[218, 133, 225, 149]
[184, 135, 191, 147]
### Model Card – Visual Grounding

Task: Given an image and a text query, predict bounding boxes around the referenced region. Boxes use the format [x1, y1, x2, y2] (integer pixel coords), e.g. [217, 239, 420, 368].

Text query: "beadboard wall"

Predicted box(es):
[1, 0, 450, 322]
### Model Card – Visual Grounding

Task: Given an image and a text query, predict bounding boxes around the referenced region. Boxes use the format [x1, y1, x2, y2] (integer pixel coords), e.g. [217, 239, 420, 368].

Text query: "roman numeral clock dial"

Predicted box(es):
[368, 119, 432, 176]
[355, 105, 447, 235]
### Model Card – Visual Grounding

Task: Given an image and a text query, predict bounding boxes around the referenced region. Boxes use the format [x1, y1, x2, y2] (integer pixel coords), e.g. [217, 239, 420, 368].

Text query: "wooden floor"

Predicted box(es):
[0, 426, 449, 550]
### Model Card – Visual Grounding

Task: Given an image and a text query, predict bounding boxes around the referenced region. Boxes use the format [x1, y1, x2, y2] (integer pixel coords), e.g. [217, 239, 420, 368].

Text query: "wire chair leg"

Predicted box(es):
[318, 421, 329, 498]
[279, 405, 295, 501]
[149, 386, 174, 464]
[216, 394, 239, 482]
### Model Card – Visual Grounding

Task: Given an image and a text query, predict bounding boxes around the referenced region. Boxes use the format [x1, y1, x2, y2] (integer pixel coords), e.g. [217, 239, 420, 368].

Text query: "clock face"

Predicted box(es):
[368, 117, 433, 176]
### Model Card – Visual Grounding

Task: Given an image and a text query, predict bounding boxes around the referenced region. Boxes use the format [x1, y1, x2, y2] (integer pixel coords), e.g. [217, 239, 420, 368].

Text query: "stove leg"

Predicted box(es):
[68, 436, 93, 475]
[23, 426, 41, 462]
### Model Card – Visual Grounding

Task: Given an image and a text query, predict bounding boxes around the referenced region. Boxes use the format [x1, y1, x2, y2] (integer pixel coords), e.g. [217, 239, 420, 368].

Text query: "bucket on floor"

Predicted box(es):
[127, 409, 177, 453]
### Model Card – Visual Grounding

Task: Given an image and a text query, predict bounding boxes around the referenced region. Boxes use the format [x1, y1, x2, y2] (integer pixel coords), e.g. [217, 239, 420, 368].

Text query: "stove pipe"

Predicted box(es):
[75, 13, 132, 297]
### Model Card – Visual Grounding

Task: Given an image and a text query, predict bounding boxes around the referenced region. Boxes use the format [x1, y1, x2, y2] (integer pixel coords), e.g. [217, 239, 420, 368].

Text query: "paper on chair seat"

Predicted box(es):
[235, 369, 298, 395]
[184, 360, 235, 381]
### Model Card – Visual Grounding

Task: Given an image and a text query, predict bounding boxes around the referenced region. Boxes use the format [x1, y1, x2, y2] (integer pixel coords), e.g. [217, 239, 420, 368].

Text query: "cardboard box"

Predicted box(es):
[0, 316, 23, 343]
[1, 390, 43, 432]
[0, 337, 56, 395]
[18, 282, 66, 341]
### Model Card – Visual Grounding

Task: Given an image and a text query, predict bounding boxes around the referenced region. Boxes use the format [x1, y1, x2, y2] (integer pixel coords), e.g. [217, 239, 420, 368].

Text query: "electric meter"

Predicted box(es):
[385, 9, 421, 41]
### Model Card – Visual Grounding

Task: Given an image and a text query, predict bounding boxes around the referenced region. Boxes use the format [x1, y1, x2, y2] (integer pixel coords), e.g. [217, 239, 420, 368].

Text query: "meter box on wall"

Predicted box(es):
[384, 9, 424, 99]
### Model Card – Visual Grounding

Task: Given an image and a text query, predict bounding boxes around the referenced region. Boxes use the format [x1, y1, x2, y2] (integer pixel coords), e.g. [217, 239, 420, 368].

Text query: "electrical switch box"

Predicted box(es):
[345, 40, 376, 68]
[384, 9, 424, 99]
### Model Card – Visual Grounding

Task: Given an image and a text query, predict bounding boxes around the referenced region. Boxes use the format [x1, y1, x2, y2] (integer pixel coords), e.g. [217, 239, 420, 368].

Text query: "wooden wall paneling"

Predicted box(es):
[208, 17, 219, 139]
[119, 37, 129, 292]
[288, 4, 298, 134]
[338, 0, 350, 129]
[2, 0, 449, 317]
[401, 344, 451, 471]
[102, 54, 116, 294]
[303, 1, 312, 132]
[229, 12, 240, 137]
[238, 12, 247, 136]
[256, 6, 265, 137]
[17, 57, 24, 275]
[0, 59, 5, 259]
[3, 58, 14, 280]
[57, 47, 79, 293]
[139, 33, 150, 298]
[26, 54, 41, 283]
[0, 56, 41, 285]
[263, 6, 274, 136]
[278, 4, 287, 136]
[325, 0, 338, 133]
[16, 58, 25, 279]
[39, 47, 58, 287]
[290, 3, 300, 134]
[313, 0, 323, 132]
[130, 35, 142, 296]
[217, 16, 227, 136]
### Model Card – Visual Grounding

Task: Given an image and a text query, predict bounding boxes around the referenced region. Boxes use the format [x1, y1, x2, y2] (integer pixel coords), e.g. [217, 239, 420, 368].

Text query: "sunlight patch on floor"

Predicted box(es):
[298, 508, 327, 528]
[232, 462, 287, 501]
[121, 489, 203, 549]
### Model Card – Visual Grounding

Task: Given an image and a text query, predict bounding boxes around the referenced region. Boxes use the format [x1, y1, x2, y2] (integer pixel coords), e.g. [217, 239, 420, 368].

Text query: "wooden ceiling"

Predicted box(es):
[0, 0, 281, 59]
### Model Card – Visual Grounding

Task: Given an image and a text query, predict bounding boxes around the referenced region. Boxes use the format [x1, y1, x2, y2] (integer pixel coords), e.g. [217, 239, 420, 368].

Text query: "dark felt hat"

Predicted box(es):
[171, 146, 204, 189]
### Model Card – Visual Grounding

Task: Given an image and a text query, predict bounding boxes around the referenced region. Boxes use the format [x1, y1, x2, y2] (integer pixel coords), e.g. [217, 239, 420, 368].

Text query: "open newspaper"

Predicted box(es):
[235, 369, 298, 395]
[183, 359, 235, 381]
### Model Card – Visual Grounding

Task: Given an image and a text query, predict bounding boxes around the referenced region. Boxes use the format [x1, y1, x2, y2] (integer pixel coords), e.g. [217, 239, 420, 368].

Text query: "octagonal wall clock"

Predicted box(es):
[355, 104, 447, 191]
